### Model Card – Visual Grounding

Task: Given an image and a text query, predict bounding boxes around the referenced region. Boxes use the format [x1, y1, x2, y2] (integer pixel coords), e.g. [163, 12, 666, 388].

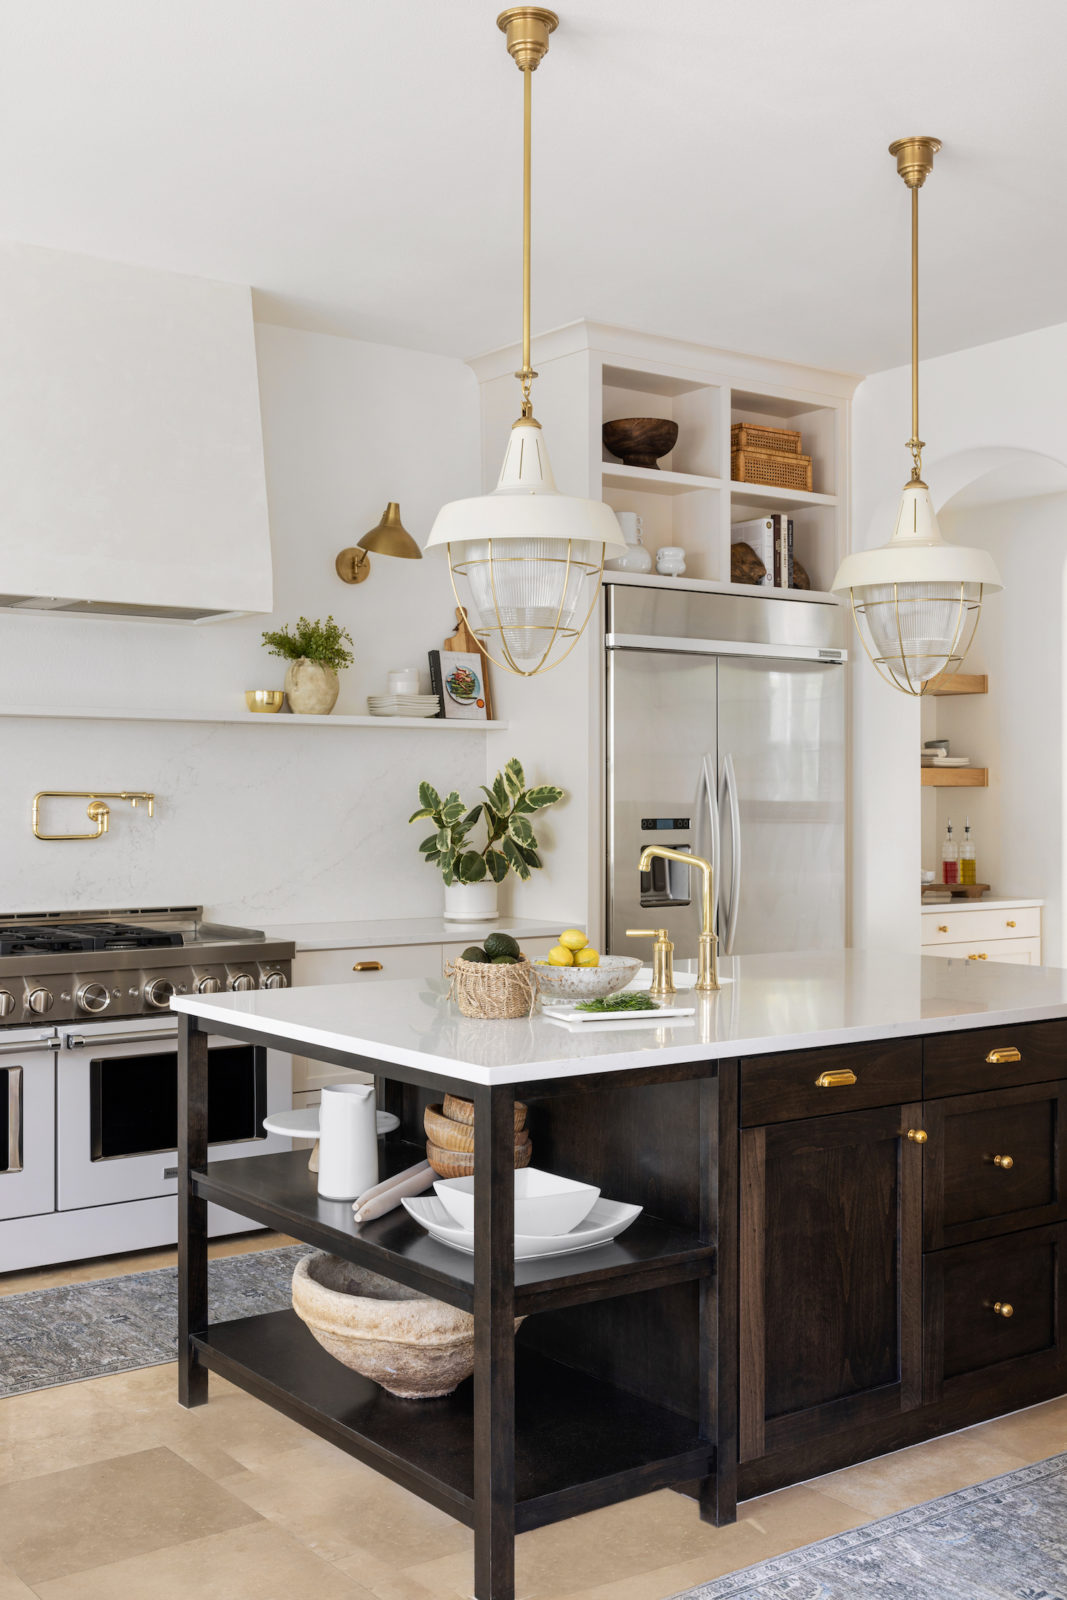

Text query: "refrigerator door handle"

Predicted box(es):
[720, 753, 742, 955]
[700, 754, 720, 929]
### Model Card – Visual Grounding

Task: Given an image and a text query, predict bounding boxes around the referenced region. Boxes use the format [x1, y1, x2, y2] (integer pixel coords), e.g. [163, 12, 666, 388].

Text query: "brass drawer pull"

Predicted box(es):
[352, 961, 384, 972]
[967, 952, 988, 960]
[1006, 920, 1017, 928]
[815, 1069, 857, 1088]
[986, 1047, 1021, 1064]
[907, 1129, 928, 1144]
[938, 924, 949, 933]
[991, 1301, 1014, 1319]
[990, 1153, 1014, 1170]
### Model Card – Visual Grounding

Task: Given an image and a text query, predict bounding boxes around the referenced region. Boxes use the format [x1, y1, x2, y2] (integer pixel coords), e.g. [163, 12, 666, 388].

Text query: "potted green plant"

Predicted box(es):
[410, 758, 564, 921]
[261, 616, 355, 714]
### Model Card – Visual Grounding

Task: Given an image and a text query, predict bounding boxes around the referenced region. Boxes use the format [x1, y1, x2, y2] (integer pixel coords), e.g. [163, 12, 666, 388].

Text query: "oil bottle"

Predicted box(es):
[941, 818, 959, 885]
[960, 817, 977, 886]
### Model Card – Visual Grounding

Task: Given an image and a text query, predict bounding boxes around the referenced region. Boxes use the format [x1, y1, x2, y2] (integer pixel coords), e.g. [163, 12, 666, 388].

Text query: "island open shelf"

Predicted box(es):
[193, 1146, 716, 1315]
[193, 1309, 711, 1534]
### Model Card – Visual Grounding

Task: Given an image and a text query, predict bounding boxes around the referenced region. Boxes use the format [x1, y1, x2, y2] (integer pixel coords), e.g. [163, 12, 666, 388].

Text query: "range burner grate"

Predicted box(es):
[0, 921, 185, 956]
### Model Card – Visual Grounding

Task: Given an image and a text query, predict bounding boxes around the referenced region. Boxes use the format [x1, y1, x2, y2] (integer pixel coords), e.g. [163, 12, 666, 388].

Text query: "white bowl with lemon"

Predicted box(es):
[531, 930, 643, 1003]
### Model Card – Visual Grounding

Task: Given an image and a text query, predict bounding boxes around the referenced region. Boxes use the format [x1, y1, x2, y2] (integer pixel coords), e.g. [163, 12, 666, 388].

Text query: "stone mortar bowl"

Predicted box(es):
[531, 953, 643, 1004]
[292, 1253, 478, 1399]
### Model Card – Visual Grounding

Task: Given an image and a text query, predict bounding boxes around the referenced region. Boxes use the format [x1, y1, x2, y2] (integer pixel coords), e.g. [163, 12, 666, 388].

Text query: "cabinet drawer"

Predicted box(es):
[924, 1224, 1067, 1403]
[923, 1081, 1067, 1249]
[924, 1018, 1067, 1097]
[931, 937, 1041, 965]
[294, 945, 439, 987]
[741, 1038, 922, 1127]
[922, 907, 1041, 945]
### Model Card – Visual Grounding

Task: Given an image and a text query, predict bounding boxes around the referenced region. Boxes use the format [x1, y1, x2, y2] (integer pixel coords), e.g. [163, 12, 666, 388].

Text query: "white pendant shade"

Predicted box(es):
[832, 482, 1002, 694]
[426, 417, 623, 673]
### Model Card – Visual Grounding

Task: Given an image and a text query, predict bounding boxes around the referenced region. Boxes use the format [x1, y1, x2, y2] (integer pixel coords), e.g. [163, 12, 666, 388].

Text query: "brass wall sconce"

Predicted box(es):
[335, 502, 423, 585]
[33, 790, 156, 841]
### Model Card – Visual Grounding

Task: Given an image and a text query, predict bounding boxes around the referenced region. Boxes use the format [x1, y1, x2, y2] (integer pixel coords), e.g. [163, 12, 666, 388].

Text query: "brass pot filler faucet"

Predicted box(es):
[628, 846, 719, 996]
[33, 791, 156, 842]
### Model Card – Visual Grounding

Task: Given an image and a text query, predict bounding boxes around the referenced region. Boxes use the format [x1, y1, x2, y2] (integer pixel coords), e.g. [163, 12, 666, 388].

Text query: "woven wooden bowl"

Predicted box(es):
[426, 1134, 532, 1179]
[441, 1094, 528, 1131]
[424, 1104, 475, 1152]
[602, 417, 679, 470]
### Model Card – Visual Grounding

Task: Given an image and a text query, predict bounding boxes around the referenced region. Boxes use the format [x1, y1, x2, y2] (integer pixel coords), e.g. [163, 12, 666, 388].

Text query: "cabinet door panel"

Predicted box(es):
[740, 1105, 922, 1461]
[924, 1082, 1067, 1250]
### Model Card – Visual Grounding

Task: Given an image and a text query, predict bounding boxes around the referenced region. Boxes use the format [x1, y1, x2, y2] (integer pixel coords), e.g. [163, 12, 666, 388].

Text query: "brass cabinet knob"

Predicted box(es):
[938, 924, 949, 933]
[992, 1301, 1014, 1319]
[815, 1068, 857, 1088]
[907, 1129, 928, 1144]
[986, 1046, 1021, 1064]
[967, 952, 988, 959]
[1006, 919, 1017, 928]
[352, 961, 384, 972]
[992, 1153, 1014, 1170]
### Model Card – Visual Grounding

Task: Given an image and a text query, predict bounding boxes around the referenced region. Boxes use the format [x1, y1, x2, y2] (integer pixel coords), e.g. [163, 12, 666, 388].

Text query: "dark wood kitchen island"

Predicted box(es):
[174, 950, 1067, 1600]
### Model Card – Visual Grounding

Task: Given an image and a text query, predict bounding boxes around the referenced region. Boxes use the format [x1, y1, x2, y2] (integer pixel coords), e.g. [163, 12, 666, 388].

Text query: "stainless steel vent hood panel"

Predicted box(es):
[0, 242, 273, 621]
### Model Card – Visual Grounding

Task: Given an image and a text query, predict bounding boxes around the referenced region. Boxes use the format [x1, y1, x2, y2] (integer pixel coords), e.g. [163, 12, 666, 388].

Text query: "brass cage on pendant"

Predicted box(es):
[850, 580, 985, 696]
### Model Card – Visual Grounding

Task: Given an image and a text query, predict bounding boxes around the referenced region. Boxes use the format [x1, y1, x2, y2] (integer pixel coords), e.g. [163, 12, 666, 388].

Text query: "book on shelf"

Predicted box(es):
[733, 515, 794, 587]
[428, 649, 489, 721]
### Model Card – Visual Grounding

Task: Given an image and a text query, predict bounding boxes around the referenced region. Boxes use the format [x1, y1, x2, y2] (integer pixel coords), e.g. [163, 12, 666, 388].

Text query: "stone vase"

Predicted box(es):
[284, 658, 340, 714]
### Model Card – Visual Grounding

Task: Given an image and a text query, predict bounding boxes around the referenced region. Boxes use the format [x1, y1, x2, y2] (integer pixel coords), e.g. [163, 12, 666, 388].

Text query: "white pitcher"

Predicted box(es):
[317, 1082, 379, 1200]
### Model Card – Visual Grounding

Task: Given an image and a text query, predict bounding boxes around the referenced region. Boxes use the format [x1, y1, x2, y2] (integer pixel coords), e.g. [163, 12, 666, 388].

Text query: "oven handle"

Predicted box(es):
[65, 1028, 180, 1050]
[0, 1038, 55, 1056]
[6, 1065, 23, 1173]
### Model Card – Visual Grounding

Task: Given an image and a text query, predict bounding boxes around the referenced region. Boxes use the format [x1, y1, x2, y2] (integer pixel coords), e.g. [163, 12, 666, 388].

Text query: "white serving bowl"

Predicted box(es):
[434, 1166, 601, 1237]
[531, 953, 642, 1003]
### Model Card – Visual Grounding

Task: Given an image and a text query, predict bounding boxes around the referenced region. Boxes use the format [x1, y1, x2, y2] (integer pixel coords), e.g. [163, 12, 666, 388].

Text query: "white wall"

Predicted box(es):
[850, 321, 1067, 953]
[0, 322, 490, 923]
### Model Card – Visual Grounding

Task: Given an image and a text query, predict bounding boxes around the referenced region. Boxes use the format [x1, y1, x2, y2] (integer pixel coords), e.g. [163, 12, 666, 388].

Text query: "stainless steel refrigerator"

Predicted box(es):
[605, 584, 847, 960]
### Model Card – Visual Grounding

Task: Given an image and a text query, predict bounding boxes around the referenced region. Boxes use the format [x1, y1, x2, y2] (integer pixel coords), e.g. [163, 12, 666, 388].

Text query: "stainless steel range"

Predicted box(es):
[0, 907, 295, 1274]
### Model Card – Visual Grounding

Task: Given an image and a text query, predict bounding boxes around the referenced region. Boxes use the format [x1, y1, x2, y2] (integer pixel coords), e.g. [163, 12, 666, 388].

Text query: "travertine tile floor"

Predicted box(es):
[1, 1234, 1065, 1600]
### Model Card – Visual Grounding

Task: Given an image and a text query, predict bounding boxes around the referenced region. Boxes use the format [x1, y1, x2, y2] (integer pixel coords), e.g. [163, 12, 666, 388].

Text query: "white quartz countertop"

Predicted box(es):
[171, 949, 1067, 1088]
[260, 916, 567, 951]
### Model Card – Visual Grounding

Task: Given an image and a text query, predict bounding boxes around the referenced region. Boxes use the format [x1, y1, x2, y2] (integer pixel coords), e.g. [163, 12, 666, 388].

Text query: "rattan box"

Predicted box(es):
[731, 447, 813, 493]
[730, 422, 802, 456]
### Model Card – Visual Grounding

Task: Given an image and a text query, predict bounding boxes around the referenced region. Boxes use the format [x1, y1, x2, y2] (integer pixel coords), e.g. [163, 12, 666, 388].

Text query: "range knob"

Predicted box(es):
[76, 982, 111, 1015]
[144, 978, 175, 1010]
[261, 971, 288, 990]
[0, 991, 15, 1018]
[196, 976, 223, 995]
[28, 988, 54, 1015]
[229, 973, 256, 992]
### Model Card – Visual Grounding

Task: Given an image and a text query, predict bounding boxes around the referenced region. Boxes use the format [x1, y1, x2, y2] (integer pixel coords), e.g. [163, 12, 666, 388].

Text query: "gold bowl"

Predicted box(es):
[245, 690, 285, 713]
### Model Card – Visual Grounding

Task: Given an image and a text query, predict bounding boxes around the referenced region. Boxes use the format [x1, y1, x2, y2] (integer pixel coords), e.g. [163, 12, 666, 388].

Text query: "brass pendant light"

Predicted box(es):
[832, 138, 1001, 693]
[424, 8, 624, 675]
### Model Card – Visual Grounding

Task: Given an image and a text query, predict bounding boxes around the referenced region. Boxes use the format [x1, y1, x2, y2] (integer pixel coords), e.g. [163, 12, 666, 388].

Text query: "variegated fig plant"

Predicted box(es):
[409, 757, 563, 886]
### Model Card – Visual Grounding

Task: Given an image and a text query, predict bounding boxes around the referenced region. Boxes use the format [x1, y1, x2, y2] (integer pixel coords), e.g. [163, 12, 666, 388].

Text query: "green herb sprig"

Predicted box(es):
[575, 992, 658, 1014]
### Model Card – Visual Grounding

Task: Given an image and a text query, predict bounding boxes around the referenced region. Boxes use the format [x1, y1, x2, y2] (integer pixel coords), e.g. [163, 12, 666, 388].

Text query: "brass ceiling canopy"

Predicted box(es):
[888, 136, 941, 189]
[496, 6, 558, 71]
[335, 502, 422, 585]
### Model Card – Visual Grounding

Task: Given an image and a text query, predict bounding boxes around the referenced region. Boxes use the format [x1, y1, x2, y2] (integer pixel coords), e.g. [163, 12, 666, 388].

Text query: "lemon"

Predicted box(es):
[547, 944, 574, 966]
[558, 928, 588, 952]
[575, 947, 600, 967]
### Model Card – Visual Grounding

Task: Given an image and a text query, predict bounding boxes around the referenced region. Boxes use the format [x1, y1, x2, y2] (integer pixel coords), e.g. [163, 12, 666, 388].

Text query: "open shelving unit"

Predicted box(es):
[0, 705, 507, 731]
[599, 358, 848, 596]
[921, 767, 989, 788]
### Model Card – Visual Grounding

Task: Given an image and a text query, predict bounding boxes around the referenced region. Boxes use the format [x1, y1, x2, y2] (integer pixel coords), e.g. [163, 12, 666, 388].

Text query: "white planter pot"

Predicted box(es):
[285, 658, 340, 714]
[443, 880, 499, 922]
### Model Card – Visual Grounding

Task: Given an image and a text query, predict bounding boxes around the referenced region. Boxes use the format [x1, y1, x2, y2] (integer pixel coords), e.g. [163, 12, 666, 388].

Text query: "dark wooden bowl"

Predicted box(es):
[602, 417, 679, 470]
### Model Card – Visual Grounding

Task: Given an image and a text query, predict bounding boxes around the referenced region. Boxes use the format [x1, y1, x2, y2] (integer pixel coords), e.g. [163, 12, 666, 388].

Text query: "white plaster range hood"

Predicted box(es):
[0, 242, 273, 621]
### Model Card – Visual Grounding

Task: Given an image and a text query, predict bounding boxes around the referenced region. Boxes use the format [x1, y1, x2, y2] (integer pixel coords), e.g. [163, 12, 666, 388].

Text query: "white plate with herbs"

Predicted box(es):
[541, 996, 697, 1027]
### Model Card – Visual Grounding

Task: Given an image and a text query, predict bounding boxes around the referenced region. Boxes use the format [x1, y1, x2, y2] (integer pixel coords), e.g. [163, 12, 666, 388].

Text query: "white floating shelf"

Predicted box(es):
[729, 481, 838, 511]
[602, 572, 840, 605]
[602, 463, 724, 496]
[0, 705, 508, 730]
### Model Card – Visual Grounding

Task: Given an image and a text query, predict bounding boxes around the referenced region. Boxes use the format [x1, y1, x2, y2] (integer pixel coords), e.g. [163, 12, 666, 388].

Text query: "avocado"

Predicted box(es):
[484, 931, 520, 960]
[491, 954, 519, 964]
[460, 945, 490, 963]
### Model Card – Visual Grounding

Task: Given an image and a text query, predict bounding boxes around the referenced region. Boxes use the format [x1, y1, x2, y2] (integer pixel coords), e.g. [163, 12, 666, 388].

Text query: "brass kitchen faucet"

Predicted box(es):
[628, 847, 720, 996]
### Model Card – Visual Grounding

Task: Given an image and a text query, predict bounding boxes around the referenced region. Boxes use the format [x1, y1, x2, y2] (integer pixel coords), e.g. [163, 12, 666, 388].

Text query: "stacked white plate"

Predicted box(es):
[367, 694, 442, 718]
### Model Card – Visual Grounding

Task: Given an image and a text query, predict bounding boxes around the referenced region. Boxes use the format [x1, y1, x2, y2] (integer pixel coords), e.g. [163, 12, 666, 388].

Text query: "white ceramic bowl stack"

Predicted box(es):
[402, 1166, 642, 1259]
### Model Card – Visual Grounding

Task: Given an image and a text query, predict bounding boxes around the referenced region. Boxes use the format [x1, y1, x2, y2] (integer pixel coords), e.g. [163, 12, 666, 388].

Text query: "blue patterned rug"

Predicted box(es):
[673, 1450, 1067, 1599]
[0, 1245, 311, 1396]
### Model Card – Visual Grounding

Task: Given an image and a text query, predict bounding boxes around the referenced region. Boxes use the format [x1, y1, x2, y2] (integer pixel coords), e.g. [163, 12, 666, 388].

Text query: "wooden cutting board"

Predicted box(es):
[442, 607, 493, 719]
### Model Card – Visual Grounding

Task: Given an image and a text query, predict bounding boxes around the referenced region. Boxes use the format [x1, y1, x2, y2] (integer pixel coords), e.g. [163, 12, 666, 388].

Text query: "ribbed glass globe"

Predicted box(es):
[459, 537, 604, 667]
[853, 580, 982, 690]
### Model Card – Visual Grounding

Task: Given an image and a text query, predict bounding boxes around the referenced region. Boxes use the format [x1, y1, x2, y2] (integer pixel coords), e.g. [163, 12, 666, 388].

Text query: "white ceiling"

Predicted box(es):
[4, 0, 1067, 376]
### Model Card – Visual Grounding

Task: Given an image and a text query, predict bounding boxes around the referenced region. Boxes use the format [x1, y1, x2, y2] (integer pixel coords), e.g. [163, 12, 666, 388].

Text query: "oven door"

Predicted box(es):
[56, 1018, 289, 1211]
[0, 1031, 57, 1221]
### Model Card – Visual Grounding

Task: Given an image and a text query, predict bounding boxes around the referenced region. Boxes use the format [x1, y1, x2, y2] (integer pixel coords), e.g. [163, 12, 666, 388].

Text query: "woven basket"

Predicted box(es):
[446, 954, 537, 1020]
[731, 422, 802, 456]
[731, 447, 813, 492]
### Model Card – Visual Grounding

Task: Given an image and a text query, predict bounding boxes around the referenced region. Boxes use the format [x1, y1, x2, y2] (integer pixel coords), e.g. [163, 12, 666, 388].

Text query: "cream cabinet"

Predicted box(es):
[921, 901, 1043, 966]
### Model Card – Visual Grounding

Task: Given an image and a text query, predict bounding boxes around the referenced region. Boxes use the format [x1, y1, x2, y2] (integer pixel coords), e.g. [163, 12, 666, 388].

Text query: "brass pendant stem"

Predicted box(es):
[889, 136, 940, 481]
[521, 63, 533, 409]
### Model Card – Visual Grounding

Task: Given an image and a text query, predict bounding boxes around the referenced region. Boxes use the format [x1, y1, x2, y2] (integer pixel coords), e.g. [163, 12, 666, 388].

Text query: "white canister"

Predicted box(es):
[317, 1082, 379, 1200]
[387, 668, 421, 694]
[656, 545, 687, 577]
[606, 511, 653, 573]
